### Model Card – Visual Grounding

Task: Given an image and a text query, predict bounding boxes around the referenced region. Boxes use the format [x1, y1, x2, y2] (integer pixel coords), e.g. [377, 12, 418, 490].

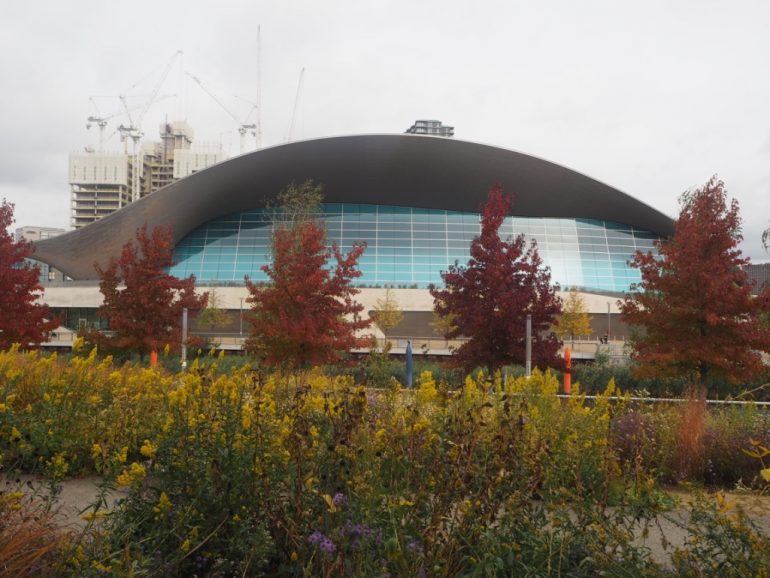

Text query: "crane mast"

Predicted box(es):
[187, 72, 257, 154]
[256, 25, 262, 149]
[287, 67, 305, 143]
[87, 94, 175, 153]
[118, 50, 183, 202]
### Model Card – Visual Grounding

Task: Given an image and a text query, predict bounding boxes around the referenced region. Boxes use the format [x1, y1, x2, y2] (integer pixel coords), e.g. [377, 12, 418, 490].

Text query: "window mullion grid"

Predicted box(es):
[410, 208, 414, 285]
[602, 221, 615, 292]
[200, 223, 209, 281]
[445, 211, 449, 269]
[232, 212, 242, 282]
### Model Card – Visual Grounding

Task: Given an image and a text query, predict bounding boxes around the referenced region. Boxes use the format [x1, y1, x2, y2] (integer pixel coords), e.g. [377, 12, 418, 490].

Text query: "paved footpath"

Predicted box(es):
[635, 490, 770, 565]
[3, 474, 126, 530]
[5, 476, 770, 567]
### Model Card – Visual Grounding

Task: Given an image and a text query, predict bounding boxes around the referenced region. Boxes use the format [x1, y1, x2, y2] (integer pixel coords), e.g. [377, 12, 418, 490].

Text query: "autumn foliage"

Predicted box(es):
[0, 199, 58, 349]
[556, 287, 593, 347]
[94, 224, 207, 356]
[621, 177, 770, 384]
[430, 186, 562, 372]
[245, 218, 371, 369]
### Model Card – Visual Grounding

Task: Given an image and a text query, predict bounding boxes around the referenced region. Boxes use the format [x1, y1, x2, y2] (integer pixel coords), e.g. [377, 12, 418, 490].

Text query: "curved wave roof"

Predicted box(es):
[34, 134, 674, 280]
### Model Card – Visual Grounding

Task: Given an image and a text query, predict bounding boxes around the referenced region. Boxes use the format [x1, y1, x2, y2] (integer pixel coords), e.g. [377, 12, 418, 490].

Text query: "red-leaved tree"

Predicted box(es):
[0, 200, 59, 349]
[430, 186, 563, 372]
[620, 177, 770, 384]
[94, 224, 207, 357]
[245, 218, 371, 370]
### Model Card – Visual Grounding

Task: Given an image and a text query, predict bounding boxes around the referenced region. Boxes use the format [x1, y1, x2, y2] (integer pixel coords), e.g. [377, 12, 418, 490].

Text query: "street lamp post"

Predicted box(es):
[239, 297, 244, 336]
[525, 314, 532, 378]
[181, 307, 188, 370]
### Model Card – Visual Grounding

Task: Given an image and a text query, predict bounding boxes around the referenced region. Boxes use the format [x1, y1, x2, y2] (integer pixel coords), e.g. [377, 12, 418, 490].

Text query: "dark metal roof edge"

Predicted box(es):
[34, 134, 675, 280]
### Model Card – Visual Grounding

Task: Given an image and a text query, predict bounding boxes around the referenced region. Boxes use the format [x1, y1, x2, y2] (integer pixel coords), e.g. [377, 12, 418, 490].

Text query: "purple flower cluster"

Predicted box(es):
[308, 530, 336, 554]
[193, 554, 209, 571]
[332, 492, 347, 507]
[407, 538, 425, 557]
[341, 518, 383, 549]
[342, 519, 374, 539]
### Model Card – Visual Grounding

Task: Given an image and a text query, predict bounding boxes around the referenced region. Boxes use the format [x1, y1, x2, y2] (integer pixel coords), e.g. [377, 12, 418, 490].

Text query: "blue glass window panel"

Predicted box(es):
[170, 204, 662, 291]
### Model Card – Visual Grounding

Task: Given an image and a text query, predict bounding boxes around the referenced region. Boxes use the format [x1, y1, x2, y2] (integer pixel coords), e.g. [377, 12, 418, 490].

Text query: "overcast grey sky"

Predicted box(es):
[1, 0, 768, 260]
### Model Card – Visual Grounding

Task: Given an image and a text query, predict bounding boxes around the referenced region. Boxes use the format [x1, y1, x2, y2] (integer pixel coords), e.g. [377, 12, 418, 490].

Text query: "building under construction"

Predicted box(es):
[69, 121, 225, 229]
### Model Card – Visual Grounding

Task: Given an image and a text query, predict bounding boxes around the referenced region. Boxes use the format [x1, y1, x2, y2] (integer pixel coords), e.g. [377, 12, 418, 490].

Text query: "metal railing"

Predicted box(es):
[554, 393, 770, 408]
[41, 332, 629, 359]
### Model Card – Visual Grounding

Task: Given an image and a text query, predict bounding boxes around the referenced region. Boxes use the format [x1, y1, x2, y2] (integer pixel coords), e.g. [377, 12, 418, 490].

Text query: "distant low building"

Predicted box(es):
[15, 226, 66, 243]
[405, 119, 454, 137]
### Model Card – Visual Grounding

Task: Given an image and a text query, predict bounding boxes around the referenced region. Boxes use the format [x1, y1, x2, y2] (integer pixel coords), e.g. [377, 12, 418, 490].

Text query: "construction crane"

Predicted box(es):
[117, 50, 183, 201]
[256, 24, 262, 149]
[287, 67, 305, 143]
[87, 94, 175, 152]
[187, 72, 257, 154]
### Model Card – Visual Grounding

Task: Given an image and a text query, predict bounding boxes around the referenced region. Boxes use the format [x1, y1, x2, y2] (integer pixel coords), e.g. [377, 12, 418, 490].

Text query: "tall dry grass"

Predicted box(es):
[0, 487, 67, 578]
[672, 385, 707, 482]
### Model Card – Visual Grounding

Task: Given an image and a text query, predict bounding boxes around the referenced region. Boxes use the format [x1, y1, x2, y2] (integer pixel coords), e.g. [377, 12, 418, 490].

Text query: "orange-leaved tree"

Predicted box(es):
[429, 185, 563, 373]
[95, 224, 207, 358]
[620, 177, 770, 385]
[0, 199, 59, 349]
[245, 182, 370, 370]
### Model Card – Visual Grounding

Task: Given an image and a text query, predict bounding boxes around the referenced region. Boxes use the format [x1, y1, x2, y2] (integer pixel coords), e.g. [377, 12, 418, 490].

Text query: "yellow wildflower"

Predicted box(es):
[411, 415, 432, 434]
[153, 491, 172, 514]
[91, 443, 103, 461]
[81, 510, 109, 521]
[416, 371, 438, 404]
[70, 545, 86, 569]
[47, 453, 69, 480]
[241, 405, 253, 430]
[116, 462, 147, 487]
[71, 336, 84, 352]
[115, 446, 128, 464]
[140, 439, 157, 459]
[4, 369, 21, 382]
[2, 491, 25, 505]
[304, 393, 325, 414]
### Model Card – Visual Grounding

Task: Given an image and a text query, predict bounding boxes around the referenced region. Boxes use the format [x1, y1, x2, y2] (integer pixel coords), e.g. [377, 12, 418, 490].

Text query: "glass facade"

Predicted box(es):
[169, 204, 659, 293]
[50, 307, 108, 332]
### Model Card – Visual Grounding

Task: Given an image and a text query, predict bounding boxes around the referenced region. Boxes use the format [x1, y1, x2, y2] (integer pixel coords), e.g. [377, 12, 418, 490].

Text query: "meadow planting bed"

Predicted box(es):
[2, 347, 770, 577]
